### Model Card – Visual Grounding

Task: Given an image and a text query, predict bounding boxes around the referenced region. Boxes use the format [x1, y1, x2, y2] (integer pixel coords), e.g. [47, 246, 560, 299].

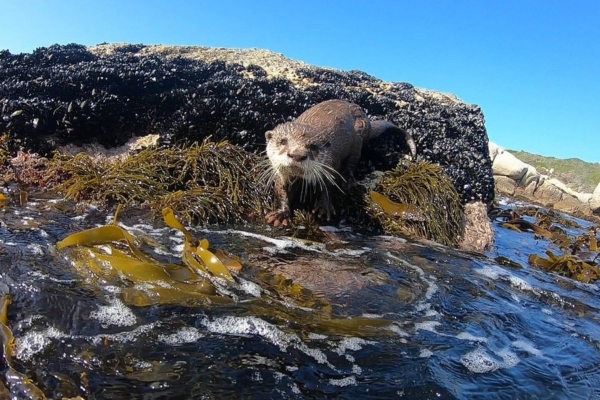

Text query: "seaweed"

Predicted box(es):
[500, 218, 553, 239]
[57, 205, 224, 306]
[0, 283, 47, 398]
[0, 133, 9, 166]
[56, 206, 394, 337]
[367, 160, 464, 246]
[48, 138, 273, 225]
[529, 251, 600, 283]
[162, 207, 234, 282]
[494, 203, 600, 283]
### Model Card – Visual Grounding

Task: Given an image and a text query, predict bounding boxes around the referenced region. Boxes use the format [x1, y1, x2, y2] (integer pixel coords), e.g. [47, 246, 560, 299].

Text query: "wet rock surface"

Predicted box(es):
[0, 43, 494, 204]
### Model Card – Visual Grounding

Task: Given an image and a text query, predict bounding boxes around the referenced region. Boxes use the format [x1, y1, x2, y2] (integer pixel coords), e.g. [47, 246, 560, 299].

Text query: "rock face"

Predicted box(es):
[0, 43, 494, 205]
[591, 184, 600, 213]
[489, 141, 597, 216]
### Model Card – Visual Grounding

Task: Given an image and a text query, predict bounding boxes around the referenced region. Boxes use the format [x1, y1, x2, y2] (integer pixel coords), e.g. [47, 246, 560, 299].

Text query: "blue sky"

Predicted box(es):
[2, 1, 599, 162]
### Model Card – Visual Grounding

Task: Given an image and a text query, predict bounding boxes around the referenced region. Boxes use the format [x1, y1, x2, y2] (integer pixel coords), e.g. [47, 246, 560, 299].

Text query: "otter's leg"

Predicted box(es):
[312, 184, 336, 221]
[340, 139, 363, 189]
[266, 177, 292, 227]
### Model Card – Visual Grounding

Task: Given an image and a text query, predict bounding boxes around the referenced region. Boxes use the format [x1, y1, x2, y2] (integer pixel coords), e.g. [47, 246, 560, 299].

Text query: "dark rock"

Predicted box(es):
[0, 44, 494, 204]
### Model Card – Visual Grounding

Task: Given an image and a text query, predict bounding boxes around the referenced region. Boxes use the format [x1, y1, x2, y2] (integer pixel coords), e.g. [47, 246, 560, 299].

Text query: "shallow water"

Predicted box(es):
[1, 198, 600, 399]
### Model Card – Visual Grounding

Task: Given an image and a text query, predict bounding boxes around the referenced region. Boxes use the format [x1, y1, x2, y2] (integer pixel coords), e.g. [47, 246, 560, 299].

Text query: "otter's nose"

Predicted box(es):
[288, 152, 308, 162]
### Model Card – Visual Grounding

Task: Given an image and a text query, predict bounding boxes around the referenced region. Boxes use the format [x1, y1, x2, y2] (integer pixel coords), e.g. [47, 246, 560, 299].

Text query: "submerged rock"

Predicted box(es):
[0, 43, 494, 205]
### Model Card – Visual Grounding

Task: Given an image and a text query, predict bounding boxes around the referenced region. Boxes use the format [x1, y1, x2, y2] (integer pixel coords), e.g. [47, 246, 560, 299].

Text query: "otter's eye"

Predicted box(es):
[279, 138, 288, 146]
[308, 143, 319, 152]
[323, 141, 331, 148]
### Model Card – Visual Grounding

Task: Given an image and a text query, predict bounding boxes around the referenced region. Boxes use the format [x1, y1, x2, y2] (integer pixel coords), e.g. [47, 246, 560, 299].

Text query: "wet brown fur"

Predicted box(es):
[263, 100, 416, 227]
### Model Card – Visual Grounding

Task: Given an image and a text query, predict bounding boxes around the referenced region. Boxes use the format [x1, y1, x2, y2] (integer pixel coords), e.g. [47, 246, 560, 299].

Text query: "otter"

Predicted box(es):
[263, 99, 417, 227]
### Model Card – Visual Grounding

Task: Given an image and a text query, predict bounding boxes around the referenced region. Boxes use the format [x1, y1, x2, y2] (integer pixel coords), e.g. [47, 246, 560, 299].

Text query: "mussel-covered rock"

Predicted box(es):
[1, 44, 494, 204]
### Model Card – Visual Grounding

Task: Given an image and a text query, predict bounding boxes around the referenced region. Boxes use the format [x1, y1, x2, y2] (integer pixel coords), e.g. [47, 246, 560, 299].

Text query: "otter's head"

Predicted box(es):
[265, 122, 333, 181]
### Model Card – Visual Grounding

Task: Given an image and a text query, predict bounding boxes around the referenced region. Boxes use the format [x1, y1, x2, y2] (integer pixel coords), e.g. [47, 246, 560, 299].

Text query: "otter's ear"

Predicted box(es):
[265, 131, 273, 141]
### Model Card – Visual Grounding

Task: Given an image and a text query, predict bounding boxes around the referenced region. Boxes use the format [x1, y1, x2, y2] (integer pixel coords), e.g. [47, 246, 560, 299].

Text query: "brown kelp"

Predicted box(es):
[56, 206, 393, 337]
[57, 205, 226, 307]
[367, 160, 464, 246]
[529, 251, 600, 283]
[493, 204, 600, 283]
[0, 283, 47, 399]
[49, 138, 272, 225]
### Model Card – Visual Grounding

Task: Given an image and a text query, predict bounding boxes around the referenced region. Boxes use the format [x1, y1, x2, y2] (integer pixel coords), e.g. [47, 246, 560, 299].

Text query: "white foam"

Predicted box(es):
[460, 348, 500, 373]
[419, 349, 434, 358]
[460, 347, 520, 373]
[252, 371, 263, 382]
[328, 375, 357, 387]
[201, 315, 333, 368]
[475, 265, 502, 280]
[496, 349, 519, 368]
[414, 321, 441, 333]
[157, 327, 204, 345]
[152, 247, 178, 257]
[387, 324, 410, 337]
[361, 313, 384, 319]
[28, 271, 77, 284]
[37, 229, 49, 238]
[15, 326, 63, 361]
[237, 278, 262, 297]
[134, 360, 153, 369]
[90, 298, 137, 328]
[425, 309, 440, 318]
[333, 337, 371, 355]
[88, 322, 160, 345]
[172, 243, 185, 253]
[103, 285, 122, 294]
[308, 333, 328, 340]
[512, 340, 542, 356]
[290, 382, 301, 394]
[509, 276, 533, 291]
[456, 332, 489, 343]
[224, 229, 325, 252]
[332, 248, 370, 257]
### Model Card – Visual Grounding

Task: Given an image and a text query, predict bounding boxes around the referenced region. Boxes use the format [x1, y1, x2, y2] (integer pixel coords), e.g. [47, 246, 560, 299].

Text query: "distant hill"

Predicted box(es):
[508, 150, 600, 193]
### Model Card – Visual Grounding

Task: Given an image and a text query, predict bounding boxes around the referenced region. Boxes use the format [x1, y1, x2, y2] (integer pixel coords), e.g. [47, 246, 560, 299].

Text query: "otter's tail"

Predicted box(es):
[370, 121, 417, 159]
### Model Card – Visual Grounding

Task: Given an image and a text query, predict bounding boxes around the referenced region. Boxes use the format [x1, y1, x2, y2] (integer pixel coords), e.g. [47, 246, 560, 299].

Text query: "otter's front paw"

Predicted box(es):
[313, 197, 335, 221]
[266, 210, 291, 227]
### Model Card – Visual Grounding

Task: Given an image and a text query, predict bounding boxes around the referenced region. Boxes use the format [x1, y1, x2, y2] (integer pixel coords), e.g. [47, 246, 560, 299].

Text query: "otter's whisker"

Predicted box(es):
[317, 161, 344, 192]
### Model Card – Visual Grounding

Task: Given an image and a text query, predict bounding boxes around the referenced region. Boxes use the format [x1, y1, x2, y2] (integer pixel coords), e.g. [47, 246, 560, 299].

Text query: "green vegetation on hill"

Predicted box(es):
[509, 150, 600, 193]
